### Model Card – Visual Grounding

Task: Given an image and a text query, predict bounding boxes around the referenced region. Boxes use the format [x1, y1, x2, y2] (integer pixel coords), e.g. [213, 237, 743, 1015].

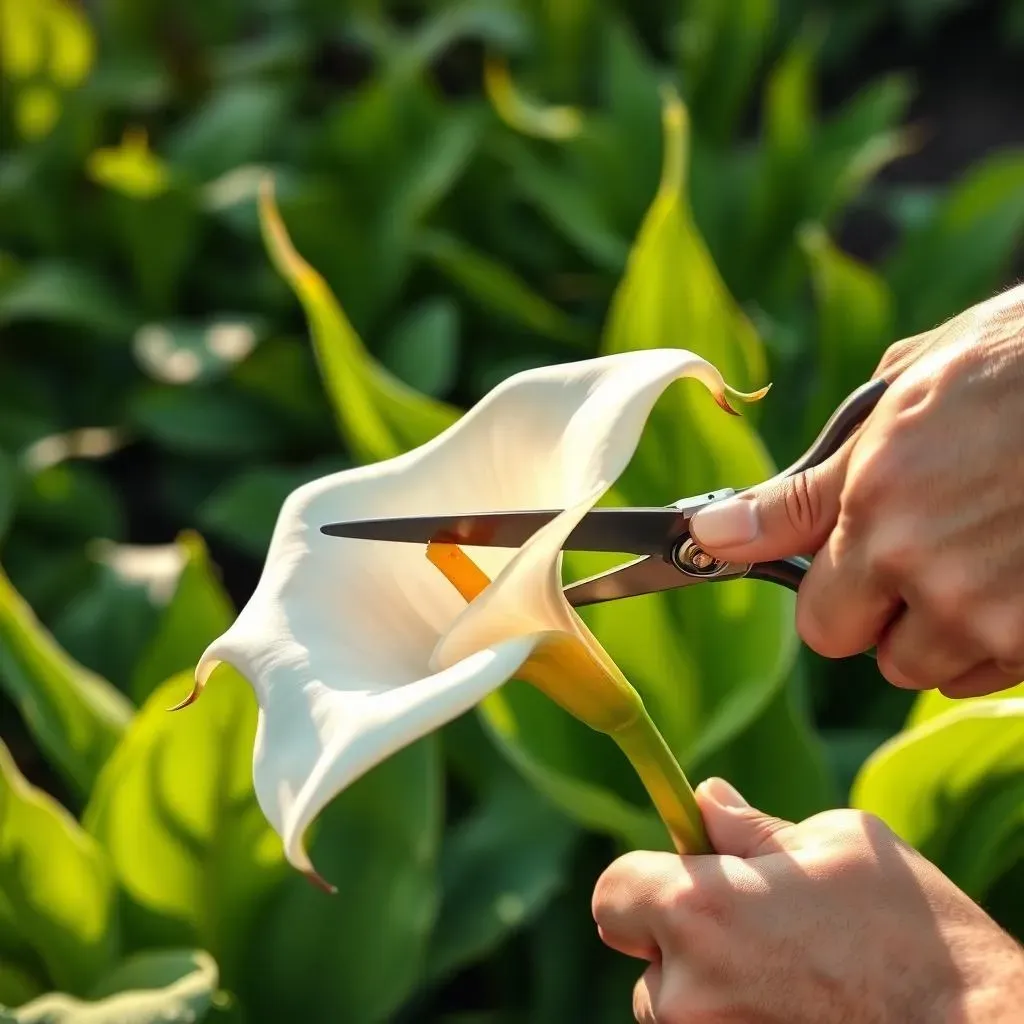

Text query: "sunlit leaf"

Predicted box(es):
[14, 86, 60, 141]
[239, 739, 442, 1024]
[885, 151, 1024, 334]
[426, 776, 577, 982]
[677, 0, 776, 144]
[476, 87, 792, 843]
[0, 739, 118, 994]
[8, 950, 219, 1024]
[483, 55, 582, 140]
[83, 670, 284, 988]
[852, 700, 1024, 900]
[86, 129, 170, 200]
[259, 178, 460, 462]
[0, 566, 131, 797]
[798, 225, 893, 443]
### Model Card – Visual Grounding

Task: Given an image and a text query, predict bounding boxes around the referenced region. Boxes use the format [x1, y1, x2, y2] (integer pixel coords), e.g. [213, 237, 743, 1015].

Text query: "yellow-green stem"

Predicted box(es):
[611, 708, 710, 854]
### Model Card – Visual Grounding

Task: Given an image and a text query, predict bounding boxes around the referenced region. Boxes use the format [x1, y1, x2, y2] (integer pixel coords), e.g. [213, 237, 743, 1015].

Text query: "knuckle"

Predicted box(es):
[781, 470, 823, 536]
[795, 592, 839, 657]
[864, 520, 923, 583]
[669, 880, 732, 935]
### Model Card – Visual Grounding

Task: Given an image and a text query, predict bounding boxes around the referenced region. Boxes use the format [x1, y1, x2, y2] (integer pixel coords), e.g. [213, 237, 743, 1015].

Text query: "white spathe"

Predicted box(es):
[194, 349, 742, 879]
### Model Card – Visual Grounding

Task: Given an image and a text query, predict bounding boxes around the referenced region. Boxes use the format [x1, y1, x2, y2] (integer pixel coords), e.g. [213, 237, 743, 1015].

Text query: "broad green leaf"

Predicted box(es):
[495, 137, 628, 271]
[129, 534, 234, 703]
[799, 225, 893, 443]
[167, 83, 288, 184]
[415, 229, 589, 349]
[598, 87, 788, 760]
[112, 183, 202, 314]
[8, 950, 219, 1024]
[479, 682, 665, 851]
[426, 775, 577, 982]
[475, 89, 792, 847]
[906, 679, 1024, 730]
[0, 566, 131, 797]
[0, 264, 134, 339]
[852, 700, 1024, 899]
[678, 0, 776, 144]
[0, 740, 118, 994]
[379, 298, 460, 398]
[129, 385, 288, 459]
[18, 463, 123, 543]
[198, 460, 345, 560]
[885, 152, 1024, 335]
[83, 671, 284, 988]
[240, 739, 442, 1024]
[259, 179, 460, 463]
[697, 679, 837, 822]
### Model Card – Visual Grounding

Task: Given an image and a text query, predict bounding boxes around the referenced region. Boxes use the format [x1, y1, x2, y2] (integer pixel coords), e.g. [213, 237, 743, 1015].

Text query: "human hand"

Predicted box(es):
[592, 778, 1024, 1023]
[689, 284, 1024, 696]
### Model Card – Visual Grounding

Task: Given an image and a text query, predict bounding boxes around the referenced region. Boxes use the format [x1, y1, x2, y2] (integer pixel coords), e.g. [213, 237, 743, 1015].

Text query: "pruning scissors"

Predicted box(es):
[320, 378, 888, 609]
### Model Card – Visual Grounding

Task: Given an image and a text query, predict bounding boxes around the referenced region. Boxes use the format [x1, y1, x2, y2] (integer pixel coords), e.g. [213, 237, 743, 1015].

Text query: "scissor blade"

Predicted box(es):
[320, 507, 685, 556]
[563, 555, 687, 606]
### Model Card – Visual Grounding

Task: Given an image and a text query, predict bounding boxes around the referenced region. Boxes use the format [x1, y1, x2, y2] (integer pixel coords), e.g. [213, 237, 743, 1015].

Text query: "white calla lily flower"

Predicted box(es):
[183, 349, 759, 886]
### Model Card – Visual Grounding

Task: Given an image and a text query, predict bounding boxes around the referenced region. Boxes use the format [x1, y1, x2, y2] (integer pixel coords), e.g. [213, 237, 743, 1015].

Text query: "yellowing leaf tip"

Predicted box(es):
[304, 867, 338, 895]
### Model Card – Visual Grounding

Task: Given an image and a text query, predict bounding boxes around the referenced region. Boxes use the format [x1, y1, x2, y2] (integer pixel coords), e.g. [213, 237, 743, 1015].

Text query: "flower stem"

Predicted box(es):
[611, 708, 711, 854]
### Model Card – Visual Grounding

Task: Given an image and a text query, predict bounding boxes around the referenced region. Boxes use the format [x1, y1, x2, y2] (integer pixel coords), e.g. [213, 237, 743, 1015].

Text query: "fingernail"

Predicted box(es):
[701, 777, 749, 809]
[689, 497, 759, 548]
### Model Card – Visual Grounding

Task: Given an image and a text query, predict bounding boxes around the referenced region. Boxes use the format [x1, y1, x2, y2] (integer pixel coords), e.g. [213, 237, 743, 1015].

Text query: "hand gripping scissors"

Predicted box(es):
[320, 379, 888, 610]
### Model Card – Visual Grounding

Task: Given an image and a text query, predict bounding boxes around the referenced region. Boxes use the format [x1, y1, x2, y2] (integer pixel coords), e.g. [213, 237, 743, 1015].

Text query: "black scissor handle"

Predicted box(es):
[781, 378, 889, 479]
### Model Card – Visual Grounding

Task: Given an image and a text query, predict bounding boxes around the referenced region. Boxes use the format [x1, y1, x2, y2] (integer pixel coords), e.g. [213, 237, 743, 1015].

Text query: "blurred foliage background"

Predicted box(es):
[2, 0, 1024, 1021]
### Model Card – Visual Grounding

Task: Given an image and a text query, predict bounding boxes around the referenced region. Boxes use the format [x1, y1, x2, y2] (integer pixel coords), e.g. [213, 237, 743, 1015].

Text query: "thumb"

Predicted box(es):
[696, 778, 799, 858]
[688, 445, 849, 564]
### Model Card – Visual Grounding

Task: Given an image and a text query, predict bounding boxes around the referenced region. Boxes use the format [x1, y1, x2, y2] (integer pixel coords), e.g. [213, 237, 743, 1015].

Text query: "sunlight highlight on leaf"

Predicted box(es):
[484, 55, 583, 140]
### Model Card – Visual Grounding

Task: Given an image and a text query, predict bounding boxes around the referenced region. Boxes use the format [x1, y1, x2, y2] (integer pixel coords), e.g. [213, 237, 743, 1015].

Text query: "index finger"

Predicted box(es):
[592, 851, 682, 961]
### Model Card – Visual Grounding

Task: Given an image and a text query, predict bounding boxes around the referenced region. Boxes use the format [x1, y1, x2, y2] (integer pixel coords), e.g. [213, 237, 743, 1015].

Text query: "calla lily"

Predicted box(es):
[183, 349, 762, 886]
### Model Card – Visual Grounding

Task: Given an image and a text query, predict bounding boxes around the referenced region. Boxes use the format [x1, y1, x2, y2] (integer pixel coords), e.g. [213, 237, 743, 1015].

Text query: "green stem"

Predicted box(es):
[611, 708, 710, 854]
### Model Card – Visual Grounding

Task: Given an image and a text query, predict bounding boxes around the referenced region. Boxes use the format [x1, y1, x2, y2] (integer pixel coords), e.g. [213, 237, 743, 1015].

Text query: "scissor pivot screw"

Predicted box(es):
[672, 539, 728, 577]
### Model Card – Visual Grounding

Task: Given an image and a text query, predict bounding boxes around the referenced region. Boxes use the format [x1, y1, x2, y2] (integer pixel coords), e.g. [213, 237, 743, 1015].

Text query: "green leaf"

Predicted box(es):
[129, 385, 288, 459]
[426, 776, 577, 982]
[0, 740, 118, 994]
[415, 230, 589, 350]
[18, 463, 123, 543]
[167, 83, 289, 184]
[697, 678, 837, 822]
[129, 534, 234, 704]
[83, 670, 285, 988]
[852, 700, 1024, 900]
[884, 152, 1024, 335]
[111, 187, 203, 316]
[905, 678, 1024, 730]
[798, 225, 893, 443]
[197, 460, 344, 560]
[240, 739, 442, 1024]
[0, 264, 135, 339]
[0, 566, 132, 798]
[476, 89, 793, 845]
[8, 950, 219, 1024]
[678, 0, 777, 144]
[259, 179, 460, 463]
[378, 298, 460, 398]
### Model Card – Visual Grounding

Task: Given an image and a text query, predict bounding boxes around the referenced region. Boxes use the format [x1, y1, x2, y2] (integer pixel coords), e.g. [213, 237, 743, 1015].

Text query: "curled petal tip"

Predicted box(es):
[166, 681, 202, 712]
[304, 868, 337, 895]
[714, 392, 741, 416]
